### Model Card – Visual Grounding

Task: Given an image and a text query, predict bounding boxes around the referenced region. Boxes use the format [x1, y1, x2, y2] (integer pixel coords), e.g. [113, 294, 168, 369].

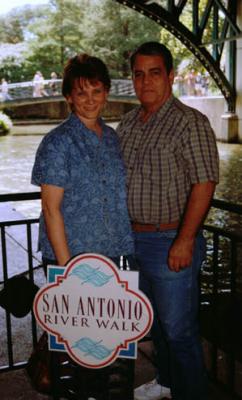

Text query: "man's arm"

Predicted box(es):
[41, 184, 71, 266]
[168, 181, 216, 272]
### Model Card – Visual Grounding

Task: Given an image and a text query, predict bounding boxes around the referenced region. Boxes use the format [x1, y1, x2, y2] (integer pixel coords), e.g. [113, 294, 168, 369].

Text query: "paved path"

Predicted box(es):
[0, 340, 234, 400]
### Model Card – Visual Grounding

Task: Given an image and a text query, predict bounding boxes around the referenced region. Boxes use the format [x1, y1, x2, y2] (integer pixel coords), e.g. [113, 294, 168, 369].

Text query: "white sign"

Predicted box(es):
[34, 253, 153, 369]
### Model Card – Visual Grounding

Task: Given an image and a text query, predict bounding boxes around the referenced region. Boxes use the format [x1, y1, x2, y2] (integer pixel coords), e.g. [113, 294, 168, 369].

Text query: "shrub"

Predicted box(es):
[0, 111, 13, 135]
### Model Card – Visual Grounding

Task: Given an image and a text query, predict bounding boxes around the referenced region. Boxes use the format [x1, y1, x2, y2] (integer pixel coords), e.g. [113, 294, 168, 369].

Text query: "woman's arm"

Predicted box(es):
[41, 184, 71, 266]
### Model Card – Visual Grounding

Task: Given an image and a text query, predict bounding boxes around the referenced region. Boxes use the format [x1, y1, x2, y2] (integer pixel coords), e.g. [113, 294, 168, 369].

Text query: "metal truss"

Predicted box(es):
[114, 0, 241, 112]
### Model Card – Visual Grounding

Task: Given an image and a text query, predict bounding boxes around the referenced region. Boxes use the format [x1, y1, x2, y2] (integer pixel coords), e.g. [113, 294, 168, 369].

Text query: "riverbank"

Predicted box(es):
[10, 120, 119, 135]
[11, 120, 61, 135]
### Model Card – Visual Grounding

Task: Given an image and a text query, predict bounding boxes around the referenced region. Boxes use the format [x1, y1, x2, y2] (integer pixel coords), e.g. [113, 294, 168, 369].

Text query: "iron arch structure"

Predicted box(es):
[114, 0, 241, 112]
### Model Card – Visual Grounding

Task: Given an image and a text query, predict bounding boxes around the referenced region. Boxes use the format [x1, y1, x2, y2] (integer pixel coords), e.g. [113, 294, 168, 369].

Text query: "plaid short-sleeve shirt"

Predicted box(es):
[117, 95, 219, 224]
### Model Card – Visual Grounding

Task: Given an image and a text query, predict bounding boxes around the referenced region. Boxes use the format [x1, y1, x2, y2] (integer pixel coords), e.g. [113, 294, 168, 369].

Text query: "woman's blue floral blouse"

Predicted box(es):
[31, 113, 134, 260]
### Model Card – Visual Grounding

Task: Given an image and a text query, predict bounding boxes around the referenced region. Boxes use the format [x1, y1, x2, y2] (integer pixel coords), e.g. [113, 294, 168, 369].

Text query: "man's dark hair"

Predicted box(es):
[62, 53, 111, 97]
[130, 42, 173, 74]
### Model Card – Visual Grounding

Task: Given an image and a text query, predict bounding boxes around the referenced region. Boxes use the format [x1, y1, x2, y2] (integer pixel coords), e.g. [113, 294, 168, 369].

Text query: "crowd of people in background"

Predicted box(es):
[0, 72, 60, 101]
[174, 70, 210, 97]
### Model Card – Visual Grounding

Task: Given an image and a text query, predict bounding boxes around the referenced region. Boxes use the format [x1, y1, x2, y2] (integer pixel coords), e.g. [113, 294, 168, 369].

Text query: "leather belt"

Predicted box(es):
[132, 221, 179, 232]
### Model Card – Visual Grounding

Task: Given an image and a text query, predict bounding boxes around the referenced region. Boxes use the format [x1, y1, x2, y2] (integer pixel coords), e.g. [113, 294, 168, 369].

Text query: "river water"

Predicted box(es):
[0, 131, 242, 233]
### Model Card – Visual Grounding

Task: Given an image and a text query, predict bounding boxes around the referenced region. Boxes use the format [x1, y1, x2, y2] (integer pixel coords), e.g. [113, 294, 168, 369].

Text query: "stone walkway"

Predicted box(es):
[0, 340, 235, 400]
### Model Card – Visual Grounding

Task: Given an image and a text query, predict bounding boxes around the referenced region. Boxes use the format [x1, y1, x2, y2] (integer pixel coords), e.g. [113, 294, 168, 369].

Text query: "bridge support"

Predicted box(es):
[221, 112, 238, 142]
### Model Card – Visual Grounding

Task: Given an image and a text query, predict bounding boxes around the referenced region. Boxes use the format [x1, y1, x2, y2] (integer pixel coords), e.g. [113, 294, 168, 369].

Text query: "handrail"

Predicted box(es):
[0, 218, 39, 227]
[211, 198, 242, 214]
[0, 192, 40, 202]
[0, 191, 242, 215]
[203, 223, 242, 240]
[0, 79, 136, 103]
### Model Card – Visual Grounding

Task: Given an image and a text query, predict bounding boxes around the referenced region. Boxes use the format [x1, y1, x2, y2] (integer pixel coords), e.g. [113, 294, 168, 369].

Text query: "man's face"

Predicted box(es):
[132, 54, 174, 111]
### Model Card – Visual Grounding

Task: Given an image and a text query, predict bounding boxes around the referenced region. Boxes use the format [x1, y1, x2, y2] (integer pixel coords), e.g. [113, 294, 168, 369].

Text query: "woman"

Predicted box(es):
[32, 54, 134, 267]
[31, 54, 134, 399]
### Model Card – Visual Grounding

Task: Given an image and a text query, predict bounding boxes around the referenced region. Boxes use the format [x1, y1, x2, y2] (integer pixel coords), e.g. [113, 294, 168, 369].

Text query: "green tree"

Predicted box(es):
[0, 5, 51, 81]
[26, 0, 91, 79]
[0, 14, 23, 44]
[0, 0, 223, 87]
[82, 0, 161, 78]
[0, 5, 48, 44]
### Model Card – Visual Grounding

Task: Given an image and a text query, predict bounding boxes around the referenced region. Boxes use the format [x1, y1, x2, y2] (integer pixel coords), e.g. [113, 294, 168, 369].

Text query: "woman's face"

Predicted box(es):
[66, 78, 108, 123]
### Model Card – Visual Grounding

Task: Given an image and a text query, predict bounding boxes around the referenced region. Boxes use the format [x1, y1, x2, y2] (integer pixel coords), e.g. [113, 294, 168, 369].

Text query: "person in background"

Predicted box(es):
[31, 53, 134, 399]
[174, 73, 185, 97]
[117, 41, 219, 400]
[49, 71, 59, 95]
[33, 71, 48, 97]
[32, 71, 42, 97]
[195, 72, 202, 96]
[185, 69, 196, 96]
[0, 78, 12, 101]
[38, 71, 49, 97]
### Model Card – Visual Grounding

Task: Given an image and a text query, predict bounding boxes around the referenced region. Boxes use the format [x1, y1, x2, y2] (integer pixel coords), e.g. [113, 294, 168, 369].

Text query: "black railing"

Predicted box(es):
[0, 192, 242, 399]
[0, 192, 42, 374]
[0, 218, 40, 371]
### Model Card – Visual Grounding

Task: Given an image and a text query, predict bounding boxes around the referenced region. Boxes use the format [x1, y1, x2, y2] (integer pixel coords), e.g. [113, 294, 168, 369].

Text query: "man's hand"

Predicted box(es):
[167, 181, 216, 273]
[168, 237, 194, 272]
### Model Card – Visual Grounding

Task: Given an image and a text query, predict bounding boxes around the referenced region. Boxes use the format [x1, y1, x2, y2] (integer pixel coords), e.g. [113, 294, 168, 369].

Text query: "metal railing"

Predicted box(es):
[0, 78, 222, 105]
[0, 192, 42, 373]
[0, 79, 136, 103]
[0, 192, 242, 398]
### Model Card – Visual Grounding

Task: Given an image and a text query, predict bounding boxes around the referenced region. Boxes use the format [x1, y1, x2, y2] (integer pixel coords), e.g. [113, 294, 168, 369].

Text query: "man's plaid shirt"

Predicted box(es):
[117, 95, 219, 224]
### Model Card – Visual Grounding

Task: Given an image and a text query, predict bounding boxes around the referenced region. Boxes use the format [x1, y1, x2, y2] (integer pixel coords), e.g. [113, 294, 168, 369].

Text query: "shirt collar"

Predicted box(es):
[67, 112, 110, 144]
[136, 94, 175, 124]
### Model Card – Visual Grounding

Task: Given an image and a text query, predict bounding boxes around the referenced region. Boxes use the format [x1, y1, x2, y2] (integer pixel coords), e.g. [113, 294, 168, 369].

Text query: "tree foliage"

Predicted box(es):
[0, 5, 48, 43]
[0, 0, 222, 83]
[23, 0, 91, 80]
[0, 0, 162, 81]
[82, 0, 161, 78]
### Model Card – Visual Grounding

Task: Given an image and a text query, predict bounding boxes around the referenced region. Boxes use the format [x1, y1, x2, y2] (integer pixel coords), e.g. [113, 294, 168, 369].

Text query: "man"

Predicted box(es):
[117, 42, 219, 400]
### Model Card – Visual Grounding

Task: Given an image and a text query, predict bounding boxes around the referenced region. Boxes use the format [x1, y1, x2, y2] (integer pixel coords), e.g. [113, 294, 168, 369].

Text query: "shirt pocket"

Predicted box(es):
[138, 146, 169, 183]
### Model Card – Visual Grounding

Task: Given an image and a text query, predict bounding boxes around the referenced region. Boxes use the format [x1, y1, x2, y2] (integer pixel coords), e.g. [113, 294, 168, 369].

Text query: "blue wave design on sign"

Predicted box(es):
[72, 337, 113, 360]
[69, 263, 113, 286]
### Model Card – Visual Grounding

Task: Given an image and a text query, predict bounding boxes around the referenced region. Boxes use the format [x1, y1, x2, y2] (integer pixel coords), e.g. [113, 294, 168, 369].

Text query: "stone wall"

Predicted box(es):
[4, 96, 240, 142]
[180, 96, 228, 141]
[4, 98, 137, 122]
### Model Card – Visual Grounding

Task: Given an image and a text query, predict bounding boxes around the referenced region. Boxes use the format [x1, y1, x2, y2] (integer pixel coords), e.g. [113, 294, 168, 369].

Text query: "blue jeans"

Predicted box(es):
[134, 230, 208, 400]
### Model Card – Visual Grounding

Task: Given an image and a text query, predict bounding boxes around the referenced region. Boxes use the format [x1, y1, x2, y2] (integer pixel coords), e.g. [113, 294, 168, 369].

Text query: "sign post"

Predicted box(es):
[34, 253, 153, 369]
